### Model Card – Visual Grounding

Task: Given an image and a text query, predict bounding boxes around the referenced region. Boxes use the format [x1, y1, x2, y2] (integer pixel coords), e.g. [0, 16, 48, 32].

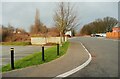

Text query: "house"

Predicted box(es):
[65, 31, 72, 37]
[106, 24, 120, 39]
[112, 27, 120, 32]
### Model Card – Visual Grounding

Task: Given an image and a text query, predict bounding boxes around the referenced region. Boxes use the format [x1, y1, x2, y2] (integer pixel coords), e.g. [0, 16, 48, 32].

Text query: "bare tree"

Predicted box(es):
[103, 17, 118, 32]
[30, 8, 41, 34]
[80, 16, 118, 35]
[40, 24, 48, 34]
[34, 8, 41, 33]
[30, 8, 49, 37]
[53, 2, 79, 42]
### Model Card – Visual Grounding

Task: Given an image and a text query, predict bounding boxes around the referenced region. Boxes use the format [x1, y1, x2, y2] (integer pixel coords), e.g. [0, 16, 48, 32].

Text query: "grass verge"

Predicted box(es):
[1, 42, 31, 46]
[1, 41, 69, 72]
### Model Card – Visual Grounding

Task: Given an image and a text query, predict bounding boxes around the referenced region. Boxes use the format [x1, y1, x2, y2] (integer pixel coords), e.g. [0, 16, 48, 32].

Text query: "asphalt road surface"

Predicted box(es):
[1, 37, 119, 78]
[1, 45, 50, 66]
[69, 37, 118, 77]
[2, 40, 89, 77]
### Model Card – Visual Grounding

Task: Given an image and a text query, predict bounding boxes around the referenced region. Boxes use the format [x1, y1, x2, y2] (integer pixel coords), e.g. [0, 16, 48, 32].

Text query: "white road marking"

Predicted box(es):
[54, 42, 92, 78]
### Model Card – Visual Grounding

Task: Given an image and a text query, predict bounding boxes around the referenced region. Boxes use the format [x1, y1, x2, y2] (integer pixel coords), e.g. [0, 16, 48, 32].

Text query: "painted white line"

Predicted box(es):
[55, 42, 92, 78]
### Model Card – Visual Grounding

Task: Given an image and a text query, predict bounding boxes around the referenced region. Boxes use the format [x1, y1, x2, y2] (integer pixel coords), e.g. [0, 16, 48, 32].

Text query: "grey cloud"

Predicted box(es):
[2, 2, 118, 32]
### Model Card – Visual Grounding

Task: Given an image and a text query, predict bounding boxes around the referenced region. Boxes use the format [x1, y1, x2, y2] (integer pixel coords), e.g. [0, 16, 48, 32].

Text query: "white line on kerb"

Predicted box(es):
[55, 42, 92, 78]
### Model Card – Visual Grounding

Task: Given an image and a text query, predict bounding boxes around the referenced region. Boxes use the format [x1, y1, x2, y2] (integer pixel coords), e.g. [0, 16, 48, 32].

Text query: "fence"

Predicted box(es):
[106, 32, 120, 39]
[31, 37, 68, 45]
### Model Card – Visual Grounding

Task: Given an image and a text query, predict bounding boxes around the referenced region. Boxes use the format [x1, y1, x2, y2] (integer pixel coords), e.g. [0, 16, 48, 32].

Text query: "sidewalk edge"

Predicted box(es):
[55, 42, 92, 78]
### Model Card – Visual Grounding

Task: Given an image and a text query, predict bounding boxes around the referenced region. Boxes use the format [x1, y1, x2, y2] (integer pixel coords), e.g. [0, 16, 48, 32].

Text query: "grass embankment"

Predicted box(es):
[2, 42, 69, 72]
[1, 42, 31, 46]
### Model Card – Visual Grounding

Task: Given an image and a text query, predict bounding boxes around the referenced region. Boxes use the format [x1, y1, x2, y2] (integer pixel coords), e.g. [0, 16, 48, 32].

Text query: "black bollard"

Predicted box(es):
[57, 44, 59, 56]
[10, 48, 14, 70]
[42, 45, 45, 61]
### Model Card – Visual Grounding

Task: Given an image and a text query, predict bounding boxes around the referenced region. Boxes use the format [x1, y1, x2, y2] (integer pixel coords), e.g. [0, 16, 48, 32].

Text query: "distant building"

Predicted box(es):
[106, 24, 120, 39]
[112, 27, 120, 32]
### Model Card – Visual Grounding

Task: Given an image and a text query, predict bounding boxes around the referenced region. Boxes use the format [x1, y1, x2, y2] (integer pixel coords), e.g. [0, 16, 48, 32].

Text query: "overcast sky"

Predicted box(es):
[1, 0, 119, 32]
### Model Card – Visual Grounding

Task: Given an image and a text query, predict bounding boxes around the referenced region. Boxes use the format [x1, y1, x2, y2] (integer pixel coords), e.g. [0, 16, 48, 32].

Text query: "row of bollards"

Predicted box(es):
[41, 44, 59, 61]
[10, 44, 60, 70]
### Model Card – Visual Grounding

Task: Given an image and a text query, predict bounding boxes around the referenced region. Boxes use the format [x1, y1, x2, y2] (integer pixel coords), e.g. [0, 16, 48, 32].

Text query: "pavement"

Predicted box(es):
[2, 39, 89, 77]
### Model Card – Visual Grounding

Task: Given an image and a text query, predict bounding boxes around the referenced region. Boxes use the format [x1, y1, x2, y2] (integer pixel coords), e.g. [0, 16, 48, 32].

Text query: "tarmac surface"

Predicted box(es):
[69, 37, 118, 77]
[2, 39, 89, 77]
[2, 37, 118, 78]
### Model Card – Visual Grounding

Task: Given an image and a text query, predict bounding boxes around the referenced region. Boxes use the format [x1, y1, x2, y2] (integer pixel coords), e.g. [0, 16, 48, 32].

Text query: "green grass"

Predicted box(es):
[1, 41, 69, 72]
[1, 42, 31, 46]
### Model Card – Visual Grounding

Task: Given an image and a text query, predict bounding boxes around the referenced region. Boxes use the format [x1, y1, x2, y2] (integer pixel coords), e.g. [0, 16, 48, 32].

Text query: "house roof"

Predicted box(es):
[112, 27, 120, 32]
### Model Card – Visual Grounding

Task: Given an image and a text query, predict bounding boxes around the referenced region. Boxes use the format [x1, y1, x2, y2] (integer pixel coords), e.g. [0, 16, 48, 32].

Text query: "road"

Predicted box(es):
[1, 45, 50, 66]
[2, 40, 89, 77]
[69, 37, 118, 77]
[1, 37, 119, 78]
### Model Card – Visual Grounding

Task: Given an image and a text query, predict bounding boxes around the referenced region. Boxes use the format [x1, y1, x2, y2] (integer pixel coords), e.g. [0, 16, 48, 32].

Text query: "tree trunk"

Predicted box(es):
[63, 34, 65, 42]
[60, 32, 62, 44]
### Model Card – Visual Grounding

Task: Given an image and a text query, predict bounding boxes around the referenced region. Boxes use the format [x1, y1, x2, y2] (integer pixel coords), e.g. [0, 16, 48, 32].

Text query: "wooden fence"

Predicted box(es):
[106, 32, 120, 39]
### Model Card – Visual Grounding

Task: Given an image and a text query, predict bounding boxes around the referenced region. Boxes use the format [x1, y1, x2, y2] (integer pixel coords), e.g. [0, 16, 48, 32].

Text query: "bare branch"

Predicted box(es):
[53, 2, 80, 35]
